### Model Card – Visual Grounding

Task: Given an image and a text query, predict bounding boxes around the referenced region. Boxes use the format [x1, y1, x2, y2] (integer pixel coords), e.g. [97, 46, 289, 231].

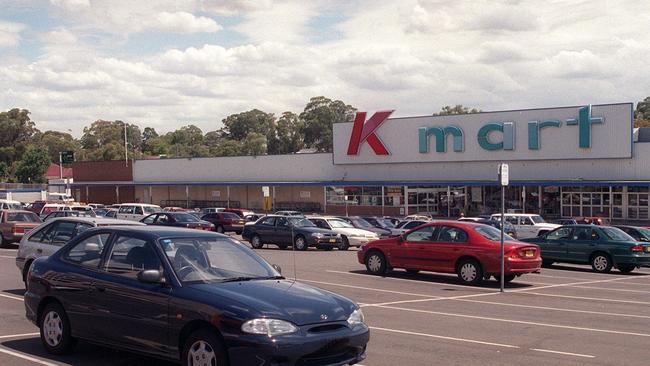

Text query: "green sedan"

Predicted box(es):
[521, 225, 650, 273]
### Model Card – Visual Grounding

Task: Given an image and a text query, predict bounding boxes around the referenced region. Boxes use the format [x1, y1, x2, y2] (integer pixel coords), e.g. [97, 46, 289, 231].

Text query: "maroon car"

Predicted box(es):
[0, 210, 42, 247]
[201, 212, 246, 234]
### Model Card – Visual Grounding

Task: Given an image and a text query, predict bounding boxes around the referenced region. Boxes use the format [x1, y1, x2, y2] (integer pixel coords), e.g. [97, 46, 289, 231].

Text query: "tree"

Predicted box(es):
[269, 112, 304, 154]
[81, 120, 142, 161]
[0, 108, 39, 165]
[14, 145, 50, 183]
[434, 105, 481, 116]
[34, 130, 80, 163]
[635, 97, 650, 128]
[212, 140, 241, 157]
[300, 96, 356, 153]
[220, 110, 276, 142]
[0, 162, 8, 182]
[241, 132, 267, 156]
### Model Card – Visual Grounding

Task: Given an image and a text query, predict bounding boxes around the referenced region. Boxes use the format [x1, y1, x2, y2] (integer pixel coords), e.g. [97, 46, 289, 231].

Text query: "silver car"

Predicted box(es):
[15, 217, 144, 285]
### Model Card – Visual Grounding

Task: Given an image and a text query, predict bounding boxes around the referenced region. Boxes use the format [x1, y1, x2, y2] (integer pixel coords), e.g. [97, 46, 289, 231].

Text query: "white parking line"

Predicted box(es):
[530, 348, 595, 358]
[299, 279, 441, 298]
[455, 298, 650, 319]
[0, 332, 39, 339]
[0, 347, 60, 366]
[369, 326, 519, 349]
[325, 270, 495, 292]
[0, 293, 23, 302]
[521, 292, 650, 305]
[0, 255, 16, 259]
[370, 305, 650, 338]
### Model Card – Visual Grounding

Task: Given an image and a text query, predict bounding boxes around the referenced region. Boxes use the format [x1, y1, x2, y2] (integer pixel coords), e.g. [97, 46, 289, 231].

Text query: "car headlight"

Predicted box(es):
[241, 318, 298, 337]
[347, 309, 365, 326]
[311, 233, 324, 238]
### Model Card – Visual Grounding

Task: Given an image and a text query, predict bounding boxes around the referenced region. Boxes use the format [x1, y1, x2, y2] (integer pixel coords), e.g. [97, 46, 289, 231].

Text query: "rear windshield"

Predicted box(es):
[474, 225, 513, 241]
[144, 206, 163, 214]
[173, 213, 201, 222]
[600, 227, 635, 241]
[7, 212, 41, 222]
[223, 213, 241, 219]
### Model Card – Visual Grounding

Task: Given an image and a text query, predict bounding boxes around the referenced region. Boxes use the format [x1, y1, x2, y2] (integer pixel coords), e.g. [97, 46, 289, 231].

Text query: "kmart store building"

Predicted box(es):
[73, 102, 650, 222]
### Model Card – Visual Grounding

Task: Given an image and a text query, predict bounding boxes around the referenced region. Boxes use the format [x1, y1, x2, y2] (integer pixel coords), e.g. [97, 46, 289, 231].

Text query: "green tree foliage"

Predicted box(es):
[220, 110, 276, 141]
[635, 97, 650, 128]
[14, 145, 51, 183]
[269, 112, 304, 154]
[434, 105, 481, 115]
[241, 132, 268, 156]
[34, 130, 80, 163]
[300, 96, 356, 153]
[0, 162, 8, 181]
[81, 120, 142, 161]
[0, 108, 39, 165]
[212, 140, 241, 157]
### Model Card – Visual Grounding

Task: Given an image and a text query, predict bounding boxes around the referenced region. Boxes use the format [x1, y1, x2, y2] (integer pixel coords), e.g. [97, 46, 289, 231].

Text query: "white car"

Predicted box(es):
[0, 199, 23, 210]
[390, 220, 429, 236]
[489, 213, 560, 239]
[39, 203, 70, 218]
[15, 217, 144, 285]
[116, 203, 162, 221]
[307, 216, 378, 250]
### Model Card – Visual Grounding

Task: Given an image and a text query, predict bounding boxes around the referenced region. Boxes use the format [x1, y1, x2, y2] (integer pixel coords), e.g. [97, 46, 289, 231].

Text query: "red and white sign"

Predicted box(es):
[346, 110, 394, 155]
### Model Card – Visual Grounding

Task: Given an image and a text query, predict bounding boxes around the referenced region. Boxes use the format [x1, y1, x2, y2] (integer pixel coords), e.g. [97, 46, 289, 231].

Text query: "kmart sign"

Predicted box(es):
[333, 103, 632, 165]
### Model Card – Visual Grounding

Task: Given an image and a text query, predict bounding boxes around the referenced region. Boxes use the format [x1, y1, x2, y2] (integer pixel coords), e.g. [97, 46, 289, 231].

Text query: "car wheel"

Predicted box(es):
[294, 236, 308, 251]
[541, 259, 554, 267]
[618, 264, 635, 274]
[338, 236, 350, 250]
[456, 259, 483, 285]
[22, 260, 33, 286]
[250, 235, 263, 249]
[182, 329, 228, 366]
[216, 226, 224, 234]
[277, 244, 288, 250]
[0, 234, 6, 248]
[590, 252, 613, 273]
[39, 302, 76, 355]
[365, 251, 387, 275]
[405, 269, 420, 275]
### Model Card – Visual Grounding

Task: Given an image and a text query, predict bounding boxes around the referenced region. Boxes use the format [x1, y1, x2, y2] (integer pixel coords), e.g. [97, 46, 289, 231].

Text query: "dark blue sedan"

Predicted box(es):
[25, 226, 369, 365]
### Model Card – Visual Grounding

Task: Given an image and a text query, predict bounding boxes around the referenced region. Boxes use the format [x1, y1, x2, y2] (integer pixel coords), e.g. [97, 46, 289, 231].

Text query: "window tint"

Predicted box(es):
[572, 227, 593, 241]
[223, 213, 240, 220]
[142, 214, 156, 224]
[7, 212, 40, 222]
[404, 221, 423, 229]
[51, 221, 78, 246]
[436, 226, 468, 243]
[260, 217, 276, 226]
[405, 226, 435, 242]
[105, 236, 161, 279]
[277, 217, 289, 227]
[63, 233, 111, 268]
[546, 227, 572, 240]
[28, 224, 53, 243]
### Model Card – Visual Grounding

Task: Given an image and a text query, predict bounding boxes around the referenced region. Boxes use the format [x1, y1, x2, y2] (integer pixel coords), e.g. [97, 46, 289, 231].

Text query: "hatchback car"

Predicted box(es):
[15, 217, 144, 284]
[25, 226, 369, 365]
[0, 210, 42, 247]
[141, 212, 214, 231]
[522, 225, 650, 273]
[358, 221, 542, 285]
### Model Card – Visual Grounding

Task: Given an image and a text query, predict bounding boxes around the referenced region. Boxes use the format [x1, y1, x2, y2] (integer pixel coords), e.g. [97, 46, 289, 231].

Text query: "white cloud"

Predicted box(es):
[144, 11, 221, 33]
[49, 0, 90, 10]
[0, 21, 25, 48]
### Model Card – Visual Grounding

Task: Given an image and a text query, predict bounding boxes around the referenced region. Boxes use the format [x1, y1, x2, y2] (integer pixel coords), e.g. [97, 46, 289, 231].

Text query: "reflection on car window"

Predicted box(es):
[105, 236, 161, 279]
[63, 233, 111, 268]
[547, 227, 572, 240]
[572, 227, 594, 241]
[142, 215, 156, 224]
[600, 227, 634, 241]
[404, 221, 424, 229]
[51, 221, 77, 247]
[260, 217, 275, 226]
[405, 226, 435, 242]
[436, 226, 468, 243]
[474, 226, 514, 241]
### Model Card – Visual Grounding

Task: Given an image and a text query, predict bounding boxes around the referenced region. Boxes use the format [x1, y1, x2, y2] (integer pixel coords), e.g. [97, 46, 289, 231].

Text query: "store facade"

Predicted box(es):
[71, 102, 650, 222]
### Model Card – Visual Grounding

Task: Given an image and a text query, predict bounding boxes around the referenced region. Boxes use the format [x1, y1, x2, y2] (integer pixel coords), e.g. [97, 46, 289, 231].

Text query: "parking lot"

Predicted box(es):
[1, 235, 650, 366]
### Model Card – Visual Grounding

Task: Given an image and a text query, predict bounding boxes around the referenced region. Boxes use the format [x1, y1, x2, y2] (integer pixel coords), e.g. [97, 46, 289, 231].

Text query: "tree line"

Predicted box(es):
[1, 96, 648, 183]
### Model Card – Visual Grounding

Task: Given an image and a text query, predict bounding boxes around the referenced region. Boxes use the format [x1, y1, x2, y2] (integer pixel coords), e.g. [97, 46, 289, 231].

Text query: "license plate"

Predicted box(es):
[524, 250, 534, 257]
[645, 247, 650, 253]
[329, 239, 336, 243]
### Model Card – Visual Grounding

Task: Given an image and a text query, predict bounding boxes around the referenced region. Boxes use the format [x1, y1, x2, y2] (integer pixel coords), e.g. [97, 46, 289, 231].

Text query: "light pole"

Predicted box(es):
[124, 121, 128, 167]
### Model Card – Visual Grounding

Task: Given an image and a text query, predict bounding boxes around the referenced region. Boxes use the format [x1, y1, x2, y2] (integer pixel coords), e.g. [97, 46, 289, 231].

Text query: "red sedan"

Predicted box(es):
[357, 220, 541, 285]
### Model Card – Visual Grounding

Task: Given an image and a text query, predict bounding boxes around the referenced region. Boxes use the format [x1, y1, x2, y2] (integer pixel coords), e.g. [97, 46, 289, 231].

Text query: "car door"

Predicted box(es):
[256, 217, 277, 243]
[57, 232, 112, 337]
[92, 234, 170, 357]
[566, 227, 599, 263]
[394, 225, 438, 270]
[274, 217, 293, 244]
[429, 225, 468, 272]
[538, 227, 572, 260]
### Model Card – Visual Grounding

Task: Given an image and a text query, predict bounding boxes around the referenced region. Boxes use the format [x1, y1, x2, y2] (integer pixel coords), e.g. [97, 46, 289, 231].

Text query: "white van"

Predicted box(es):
[116, 203, 163, 221]
[0, 199, 23, 210]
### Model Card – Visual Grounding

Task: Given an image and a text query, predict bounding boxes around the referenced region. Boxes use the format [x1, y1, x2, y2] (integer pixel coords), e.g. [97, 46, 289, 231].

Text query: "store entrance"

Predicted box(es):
[406, 187, 466, 217]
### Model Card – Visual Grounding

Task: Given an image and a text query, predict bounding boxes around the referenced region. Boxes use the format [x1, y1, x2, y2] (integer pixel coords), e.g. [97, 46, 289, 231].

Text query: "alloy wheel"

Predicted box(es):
[593, 256, 608, 271]
[460, 263, 477, 282]
[187, 340, 217, 366]
[43, 311, 63, 347]
[367, 254, 382, 273]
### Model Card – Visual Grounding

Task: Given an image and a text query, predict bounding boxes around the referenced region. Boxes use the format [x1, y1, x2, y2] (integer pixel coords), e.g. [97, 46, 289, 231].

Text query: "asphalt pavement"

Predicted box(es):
[1, 235, 650, 366]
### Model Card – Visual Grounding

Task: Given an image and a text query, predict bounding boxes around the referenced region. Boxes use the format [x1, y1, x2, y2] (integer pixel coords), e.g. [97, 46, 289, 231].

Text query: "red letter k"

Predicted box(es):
[346, 110, 394, 155]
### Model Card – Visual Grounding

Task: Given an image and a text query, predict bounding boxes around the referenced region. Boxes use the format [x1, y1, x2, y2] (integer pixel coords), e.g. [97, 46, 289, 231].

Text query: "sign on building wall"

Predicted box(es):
[211, 190, 221, 198]
[333, 103, 633, 164]
[300, 191, 311, 198]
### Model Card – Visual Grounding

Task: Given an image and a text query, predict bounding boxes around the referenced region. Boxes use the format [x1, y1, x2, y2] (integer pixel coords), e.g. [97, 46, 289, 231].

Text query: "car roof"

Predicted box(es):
[119, 203, 161, 207]
[83, 225, 223, 239]
[47, 217, 144, 225]
[1, 209, 35, 214]
[491, 213, 539, 216]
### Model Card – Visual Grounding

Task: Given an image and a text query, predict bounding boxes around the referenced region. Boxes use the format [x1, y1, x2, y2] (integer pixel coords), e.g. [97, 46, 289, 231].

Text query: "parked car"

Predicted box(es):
[274, 210, 304, 217]
[390, 220, 429, 236]
[87, 203, 105, 210]
[25, 200, 47, 215]
[15, 217, 144, 284]
[140, 212, 214, 231]
[615, 225, 650, 242]
[24, 226, 369, 365]
[0, 210, 42, 247]
[458, 217, 518, 238]
[383, 217, 402, 227]
[39, 204, 70, 218]
[44, 210, 96, 221]
[361, 216, 396, 230]
[0, 199, 23, 210]
[70, 205, 95, 214]
[104, 208, 118, 218]
[308, 216, 379, 250]
[116, 203, 162, 221]
[553, 218, 578, 225]
[575, 217, 610, 225]
[242, 215, 340, 250]
[358, 220, 541, 285]
[223, 208, 256, 218]
[244, 213, 264, 223]
[403, 214, 433, 221]
[521, 225, 650, 273]
[94, 208, 110, 217]
[337, 216, 392, 237]
[489, 213, 560, 239]
[200, 212, 245, 234]
[200, 207, 226, 214]
[162, 206, 193, 212]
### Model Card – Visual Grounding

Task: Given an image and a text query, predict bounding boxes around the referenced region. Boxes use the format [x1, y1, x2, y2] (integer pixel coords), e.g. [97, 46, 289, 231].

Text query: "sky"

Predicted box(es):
[0, 0, 649, 136]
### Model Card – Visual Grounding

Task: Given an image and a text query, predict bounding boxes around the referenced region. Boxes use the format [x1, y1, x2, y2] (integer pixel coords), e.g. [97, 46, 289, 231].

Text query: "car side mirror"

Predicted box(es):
[272, 264, 282, 274]
[137, 269, 165, 284]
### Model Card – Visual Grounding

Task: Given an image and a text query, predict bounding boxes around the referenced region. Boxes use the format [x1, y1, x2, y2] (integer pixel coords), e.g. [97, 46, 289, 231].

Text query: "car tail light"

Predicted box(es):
[631, 245, 644, 252]
[12, 226, 24, 234]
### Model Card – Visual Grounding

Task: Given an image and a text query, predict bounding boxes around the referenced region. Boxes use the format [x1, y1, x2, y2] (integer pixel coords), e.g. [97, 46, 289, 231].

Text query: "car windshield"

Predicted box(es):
[173, 213, 200, 222]
[600, 227, 635, 241]
[288, 218, 315, 227]
[7, 203, 22, 210]
[474, 225, 514, 241]
[7, 212, 41, 222]
[530, 215, 546, 224]
[395, 221, 407, 229]
[637, 227, 650, 239]
[379, 219, 395, 228]
[161, 237, 279, 284]
[352, 218, 374, 228]
[328, 219, 354, 228]
[144, 206, 162, 214]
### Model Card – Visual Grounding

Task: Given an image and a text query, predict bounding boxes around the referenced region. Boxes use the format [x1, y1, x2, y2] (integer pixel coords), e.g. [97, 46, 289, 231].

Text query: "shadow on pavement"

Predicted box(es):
[2, 337, 176, 366]
[545, 264, 650, 276]
[346, 269, 535, 289]
[3, 289, 26, 297]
